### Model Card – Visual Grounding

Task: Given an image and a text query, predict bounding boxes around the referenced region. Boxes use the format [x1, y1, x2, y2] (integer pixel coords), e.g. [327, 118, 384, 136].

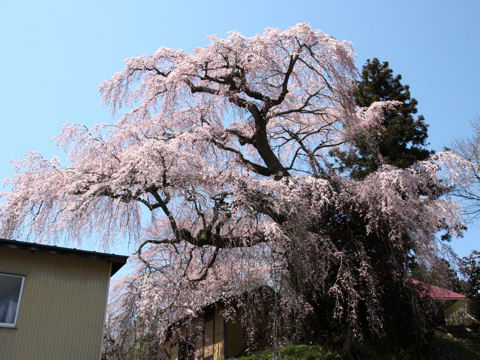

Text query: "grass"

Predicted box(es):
[230, 334, 480, 360]
[232, 344, 340, 360]
[359, 334, 480, 360]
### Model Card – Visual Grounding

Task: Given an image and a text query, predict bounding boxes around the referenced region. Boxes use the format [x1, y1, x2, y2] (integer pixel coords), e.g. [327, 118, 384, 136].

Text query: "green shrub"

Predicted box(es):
[230, 337, 479, 360]
[359, 335, 479, 360]
[231, 344, 340, 360]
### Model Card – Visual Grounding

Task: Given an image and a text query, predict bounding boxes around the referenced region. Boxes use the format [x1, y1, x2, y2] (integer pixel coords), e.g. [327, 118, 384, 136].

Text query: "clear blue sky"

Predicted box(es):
[0, 0, 478, 257]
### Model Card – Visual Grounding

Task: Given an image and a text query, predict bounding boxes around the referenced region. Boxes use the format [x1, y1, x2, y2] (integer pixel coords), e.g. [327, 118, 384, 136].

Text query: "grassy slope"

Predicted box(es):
[231, 335, 480, 360]
[232, 345, 339, 360]
[359, 335, 480, 360]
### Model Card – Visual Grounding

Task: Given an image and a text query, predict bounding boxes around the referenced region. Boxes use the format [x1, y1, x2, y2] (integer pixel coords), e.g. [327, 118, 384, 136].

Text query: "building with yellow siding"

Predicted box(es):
[162, 287, 274, 360]
[0, 238, 127, 360]
[163, 306, 245, 360]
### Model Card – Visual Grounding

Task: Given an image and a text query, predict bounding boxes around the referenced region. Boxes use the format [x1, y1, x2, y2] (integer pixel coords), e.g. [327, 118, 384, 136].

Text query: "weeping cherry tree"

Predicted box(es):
[0, 24, 469, 352]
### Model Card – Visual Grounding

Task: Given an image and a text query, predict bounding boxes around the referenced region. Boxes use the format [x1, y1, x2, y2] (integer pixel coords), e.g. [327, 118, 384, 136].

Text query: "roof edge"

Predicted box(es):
[0, 238, 128, 276]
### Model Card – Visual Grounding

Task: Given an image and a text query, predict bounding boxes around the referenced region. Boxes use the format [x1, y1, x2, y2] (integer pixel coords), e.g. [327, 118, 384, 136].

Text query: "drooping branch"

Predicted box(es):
[0, 25, 467, 349]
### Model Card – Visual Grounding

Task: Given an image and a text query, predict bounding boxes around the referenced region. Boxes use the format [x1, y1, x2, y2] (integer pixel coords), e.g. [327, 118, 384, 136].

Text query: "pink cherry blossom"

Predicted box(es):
[0, 24, 468, 351]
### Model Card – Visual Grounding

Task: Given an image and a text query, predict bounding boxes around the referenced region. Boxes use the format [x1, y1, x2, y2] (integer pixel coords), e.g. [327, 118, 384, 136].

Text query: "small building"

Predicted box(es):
[411, 279, 469, 321]
[163, 305, 243, 360]
[0, 238, 127, 360]
[424, 283, 469, 319]
[162, 287, 274, 360]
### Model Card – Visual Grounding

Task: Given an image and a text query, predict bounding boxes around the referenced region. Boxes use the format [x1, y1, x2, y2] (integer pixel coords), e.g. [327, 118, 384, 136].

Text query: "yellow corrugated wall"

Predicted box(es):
[204, 314, 214, 359]
[214, 308, 224, 360]
[0, 247, 111, 360]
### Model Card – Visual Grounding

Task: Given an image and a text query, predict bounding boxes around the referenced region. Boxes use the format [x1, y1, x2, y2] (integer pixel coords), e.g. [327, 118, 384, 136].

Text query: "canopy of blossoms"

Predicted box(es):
[0, 24, 469, 345]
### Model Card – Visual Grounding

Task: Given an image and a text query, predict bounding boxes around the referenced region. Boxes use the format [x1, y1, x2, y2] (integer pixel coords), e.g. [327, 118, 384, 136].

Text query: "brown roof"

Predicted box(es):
[0, 238, 128, 276]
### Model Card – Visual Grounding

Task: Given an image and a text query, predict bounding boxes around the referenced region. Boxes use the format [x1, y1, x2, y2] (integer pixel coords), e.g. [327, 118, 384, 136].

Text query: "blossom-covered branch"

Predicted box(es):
[0, 24, 468, 346]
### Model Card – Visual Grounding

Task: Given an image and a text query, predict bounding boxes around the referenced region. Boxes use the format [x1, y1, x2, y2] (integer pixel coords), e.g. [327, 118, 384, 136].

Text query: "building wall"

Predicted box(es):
[213, 308, 224, 359]
[164, 307, 249, 360]
[0, 247, 111, 360]
[224, 314, 244, 359]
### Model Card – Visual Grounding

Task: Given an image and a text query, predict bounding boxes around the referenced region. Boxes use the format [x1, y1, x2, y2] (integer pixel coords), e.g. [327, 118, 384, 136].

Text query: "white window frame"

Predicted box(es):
[0, 273, 25, 328]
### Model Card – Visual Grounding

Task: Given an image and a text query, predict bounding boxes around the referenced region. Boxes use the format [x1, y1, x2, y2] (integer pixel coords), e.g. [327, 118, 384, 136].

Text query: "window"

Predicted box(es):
[0, 273, 25, 327]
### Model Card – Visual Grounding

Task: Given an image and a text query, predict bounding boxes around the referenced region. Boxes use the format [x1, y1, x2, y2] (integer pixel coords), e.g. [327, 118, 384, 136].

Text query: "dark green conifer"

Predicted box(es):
[335, 58, 432, 179]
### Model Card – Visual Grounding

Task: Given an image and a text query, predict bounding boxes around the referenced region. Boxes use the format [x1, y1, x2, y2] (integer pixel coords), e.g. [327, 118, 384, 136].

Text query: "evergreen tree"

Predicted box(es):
[335, 58, 432, 179]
